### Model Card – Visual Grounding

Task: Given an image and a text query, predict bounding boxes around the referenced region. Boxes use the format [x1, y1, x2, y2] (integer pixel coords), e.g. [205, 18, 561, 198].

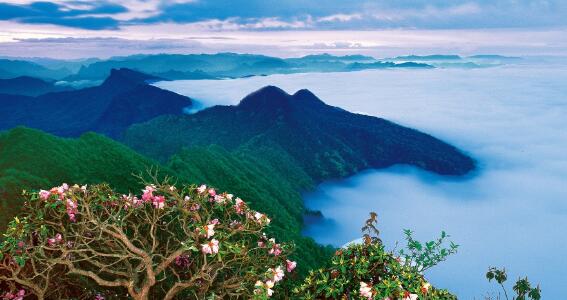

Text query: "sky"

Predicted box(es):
[1, 0, 567, 58]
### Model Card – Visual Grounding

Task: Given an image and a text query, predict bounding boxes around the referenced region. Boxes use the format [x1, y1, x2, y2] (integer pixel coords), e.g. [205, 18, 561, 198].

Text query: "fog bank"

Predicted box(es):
[157, 64, 567, 298]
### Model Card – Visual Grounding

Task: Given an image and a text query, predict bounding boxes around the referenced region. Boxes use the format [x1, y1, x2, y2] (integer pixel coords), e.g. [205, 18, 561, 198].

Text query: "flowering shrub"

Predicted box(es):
[0, 178, 296, 299]
[293, 213, 456, 300]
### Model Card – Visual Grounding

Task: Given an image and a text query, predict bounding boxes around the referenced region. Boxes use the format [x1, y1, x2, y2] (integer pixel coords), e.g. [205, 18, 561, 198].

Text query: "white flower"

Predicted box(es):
[197, 184, 207, 194]
[201, 239, 219, 254]
[422, 282, 431, 294]
[265, 280, 274, 297]
[360, 282, 373, 299]
[204, 224, 215, 238]
[403, 294, 418, 300]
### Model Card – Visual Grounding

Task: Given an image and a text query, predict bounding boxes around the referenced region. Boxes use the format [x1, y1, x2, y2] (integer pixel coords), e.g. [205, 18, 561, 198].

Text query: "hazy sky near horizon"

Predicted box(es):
[1, 0, 567, 58]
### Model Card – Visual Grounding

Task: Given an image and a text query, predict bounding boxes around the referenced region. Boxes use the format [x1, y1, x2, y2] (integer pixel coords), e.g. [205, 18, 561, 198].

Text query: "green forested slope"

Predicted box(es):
[0, 127, 332, 271]
[0, 127, 173, 230]
[167, 145, 332, 271]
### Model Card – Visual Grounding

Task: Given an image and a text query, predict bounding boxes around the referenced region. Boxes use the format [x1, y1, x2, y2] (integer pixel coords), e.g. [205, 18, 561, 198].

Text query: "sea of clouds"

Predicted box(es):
[156, 62, 567, 298]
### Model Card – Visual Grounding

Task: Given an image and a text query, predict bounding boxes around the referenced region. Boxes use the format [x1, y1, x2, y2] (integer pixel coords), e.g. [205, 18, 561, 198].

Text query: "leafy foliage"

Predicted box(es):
[0, 178, 297, 299]
[398, 229, 459, 273]
[486, 267, 541, 300]
[293, 212, 457, 299]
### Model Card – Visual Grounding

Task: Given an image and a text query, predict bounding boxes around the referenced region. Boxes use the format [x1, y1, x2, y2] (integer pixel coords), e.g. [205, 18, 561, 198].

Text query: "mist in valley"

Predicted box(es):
[157, 62, 567, 298]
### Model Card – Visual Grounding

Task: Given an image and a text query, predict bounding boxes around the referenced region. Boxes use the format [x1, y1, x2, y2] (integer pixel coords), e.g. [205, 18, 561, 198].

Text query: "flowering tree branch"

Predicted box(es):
[1, 178, 297, 299]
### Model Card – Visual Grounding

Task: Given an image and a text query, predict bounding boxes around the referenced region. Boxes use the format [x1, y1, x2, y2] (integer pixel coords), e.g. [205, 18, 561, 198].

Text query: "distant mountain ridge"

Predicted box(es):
[0, 59, 72, 80]
[0, 68, 191, 137]
[125, 85, 475, 179]
[0, 76, 73, 96]
[63, 53, 435, 81]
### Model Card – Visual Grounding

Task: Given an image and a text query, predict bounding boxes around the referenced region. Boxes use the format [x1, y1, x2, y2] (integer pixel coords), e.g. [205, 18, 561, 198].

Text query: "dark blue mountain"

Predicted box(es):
[125, 86, 475, 178]
[0, 68, 191, 138]
[0, 76, 73, 96]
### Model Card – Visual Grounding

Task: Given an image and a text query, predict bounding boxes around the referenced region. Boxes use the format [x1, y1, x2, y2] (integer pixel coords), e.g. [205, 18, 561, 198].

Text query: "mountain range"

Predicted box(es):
[0, 68, 475, 273]
[0, 68, 191, 137]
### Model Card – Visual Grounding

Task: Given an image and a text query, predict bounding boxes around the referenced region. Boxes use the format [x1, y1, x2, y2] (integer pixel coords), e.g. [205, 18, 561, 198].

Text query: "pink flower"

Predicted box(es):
[16, 290, 25, 300]
[286, 260, 297, 272]
[2, 289, 26, 300]
[152, 195, 166, 209]
[50, 184, 67, 200]
[268, 243, 282, 256]
[213, 195, 226, 204]
[190, 203, 200, 211]
[94, 294, 105, 300]
[142, 185, 156, 202]
[258, 241, 265, 247]
[197, 184, 207, 194]
[234, 198, 246, 214]
[208, 188, 216, 197]
[269, 266, 285, 282]
[201, 239, 219, 255]
[65, 199, 79, 222]
[360, 282, 373, 299]
[39, 190, 50, 200]
[66, 199, 78, 222]
[66, 199, 77, 209]
[47, 233, 63, 247]
[210, 218, 220, 225]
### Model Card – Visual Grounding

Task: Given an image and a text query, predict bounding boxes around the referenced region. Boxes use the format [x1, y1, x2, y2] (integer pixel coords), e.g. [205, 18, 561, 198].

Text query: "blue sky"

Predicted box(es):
[0, 0, 566, 58]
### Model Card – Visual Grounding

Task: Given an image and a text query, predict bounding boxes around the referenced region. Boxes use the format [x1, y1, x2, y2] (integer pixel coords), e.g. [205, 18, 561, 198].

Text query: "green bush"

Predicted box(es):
[293, 213, 457, 300]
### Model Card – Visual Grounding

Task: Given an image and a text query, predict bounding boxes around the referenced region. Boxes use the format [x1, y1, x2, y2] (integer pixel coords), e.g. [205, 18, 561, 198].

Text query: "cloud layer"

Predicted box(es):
[1, 1, 567, 58]
[1, 0, 567, 30]
[153, 61, 567, 298]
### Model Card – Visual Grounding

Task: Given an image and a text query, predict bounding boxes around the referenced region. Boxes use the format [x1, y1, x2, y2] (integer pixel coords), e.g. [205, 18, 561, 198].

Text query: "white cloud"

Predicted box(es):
[1, 19, 567, 58]
[317, 13, 363, 23]
[372, 3, 482, 21]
